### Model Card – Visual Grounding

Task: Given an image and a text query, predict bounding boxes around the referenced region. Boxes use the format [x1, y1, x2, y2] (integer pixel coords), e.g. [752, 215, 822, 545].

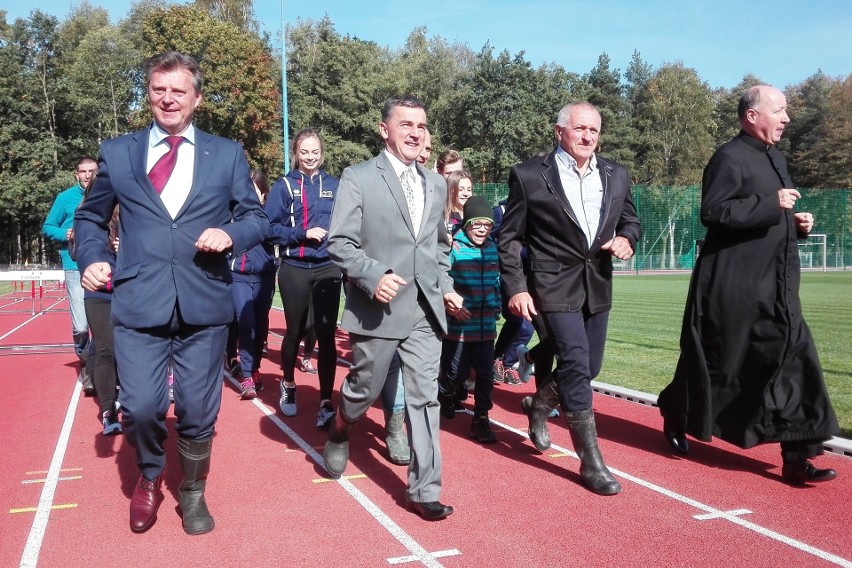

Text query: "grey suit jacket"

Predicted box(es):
[328, 152, 454, 339]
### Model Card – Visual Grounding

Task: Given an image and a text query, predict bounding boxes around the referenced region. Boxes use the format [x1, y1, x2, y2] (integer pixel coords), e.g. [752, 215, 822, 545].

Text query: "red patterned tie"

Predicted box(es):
[148, 135, 184, 193]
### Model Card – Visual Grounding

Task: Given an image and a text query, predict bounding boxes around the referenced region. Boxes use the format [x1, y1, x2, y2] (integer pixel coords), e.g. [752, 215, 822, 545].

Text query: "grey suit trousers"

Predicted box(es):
[341, 295, 444, 502]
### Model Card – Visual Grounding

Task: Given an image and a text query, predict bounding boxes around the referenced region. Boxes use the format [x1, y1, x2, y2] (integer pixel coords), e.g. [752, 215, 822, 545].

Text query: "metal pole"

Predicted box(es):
[281, 0, 290, 174]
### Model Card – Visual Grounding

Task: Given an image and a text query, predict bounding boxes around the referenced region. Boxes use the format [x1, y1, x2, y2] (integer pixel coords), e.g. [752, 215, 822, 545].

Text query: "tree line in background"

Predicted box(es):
[1, 0, 850, 266]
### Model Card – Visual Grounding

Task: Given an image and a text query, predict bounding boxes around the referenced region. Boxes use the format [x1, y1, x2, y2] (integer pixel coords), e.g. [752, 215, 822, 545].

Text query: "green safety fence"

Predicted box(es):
[475, 183, 851, 271]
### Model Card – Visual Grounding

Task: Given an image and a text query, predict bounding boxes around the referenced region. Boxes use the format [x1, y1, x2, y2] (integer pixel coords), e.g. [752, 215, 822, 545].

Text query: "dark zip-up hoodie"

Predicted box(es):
[267, 169, 339, 268]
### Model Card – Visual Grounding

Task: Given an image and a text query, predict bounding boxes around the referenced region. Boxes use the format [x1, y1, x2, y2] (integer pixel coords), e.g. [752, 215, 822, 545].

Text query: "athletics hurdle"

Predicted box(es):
[0, 270, 65, 314]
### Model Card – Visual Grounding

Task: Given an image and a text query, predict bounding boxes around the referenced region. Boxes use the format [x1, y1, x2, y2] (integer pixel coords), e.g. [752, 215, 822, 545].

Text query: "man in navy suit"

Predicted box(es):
[75, 52, 268, 534]
[498, 102, 641, 496]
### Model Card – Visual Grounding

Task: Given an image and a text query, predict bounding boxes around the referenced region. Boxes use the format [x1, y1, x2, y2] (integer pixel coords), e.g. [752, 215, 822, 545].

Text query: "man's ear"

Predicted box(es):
[745, 107, 758, 125]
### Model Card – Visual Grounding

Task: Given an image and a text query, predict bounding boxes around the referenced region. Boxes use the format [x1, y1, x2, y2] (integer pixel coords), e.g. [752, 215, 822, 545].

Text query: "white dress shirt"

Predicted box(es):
[147, 123, 196, 219]
[555, 146, 604, 248]
[383, 150, 425, 237]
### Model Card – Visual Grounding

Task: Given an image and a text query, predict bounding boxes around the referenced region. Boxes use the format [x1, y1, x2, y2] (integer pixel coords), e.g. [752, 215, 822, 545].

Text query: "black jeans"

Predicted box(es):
[278, 262, 342, 401]
[84, 297, 118, 415]
[440, 339, 494, 417]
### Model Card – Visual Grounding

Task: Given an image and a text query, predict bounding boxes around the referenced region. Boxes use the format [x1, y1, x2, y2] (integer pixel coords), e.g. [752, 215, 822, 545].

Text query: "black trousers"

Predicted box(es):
[84, 297, 118, 415]
[529, 312, 555, 390]
[540, 308, 609, 412]
[440, 339, 494, 416]
[278, 262, 341, 401]
[780, 440, 825, 462]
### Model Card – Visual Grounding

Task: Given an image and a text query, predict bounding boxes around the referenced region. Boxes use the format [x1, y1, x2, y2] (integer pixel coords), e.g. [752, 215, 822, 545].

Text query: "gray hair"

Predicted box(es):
[555, 102, 599, 127]
[737, 86, 764, 120]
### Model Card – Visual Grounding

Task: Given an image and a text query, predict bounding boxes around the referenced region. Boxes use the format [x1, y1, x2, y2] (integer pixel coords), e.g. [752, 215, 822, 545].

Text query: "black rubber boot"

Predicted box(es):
[437, 384, 458, 420]
[565, 409, 622, 496]
[384, 410, 410, 466]
[177, 436, 215, 535]
[324, 412, 355, 476]
[521, 379, 559, 451]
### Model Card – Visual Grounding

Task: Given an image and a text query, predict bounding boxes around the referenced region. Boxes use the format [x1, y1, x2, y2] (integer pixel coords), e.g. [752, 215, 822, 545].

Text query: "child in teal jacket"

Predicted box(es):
[438, 196, 501, 443]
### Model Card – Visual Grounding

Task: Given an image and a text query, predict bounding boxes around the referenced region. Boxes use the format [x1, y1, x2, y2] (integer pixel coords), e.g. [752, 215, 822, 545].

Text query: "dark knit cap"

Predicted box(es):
[462, 195, 494, 226]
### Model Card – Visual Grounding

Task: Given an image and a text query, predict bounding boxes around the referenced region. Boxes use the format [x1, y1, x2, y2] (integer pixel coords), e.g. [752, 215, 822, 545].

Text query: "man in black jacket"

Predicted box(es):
[498, 102, 641, 495]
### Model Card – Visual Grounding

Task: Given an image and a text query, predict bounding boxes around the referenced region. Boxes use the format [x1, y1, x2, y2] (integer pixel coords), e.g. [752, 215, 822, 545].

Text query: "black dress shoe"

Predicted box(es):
[407, 499, 454, 520]
[781, 460, 838, 486]
[662, 415, 689, 455]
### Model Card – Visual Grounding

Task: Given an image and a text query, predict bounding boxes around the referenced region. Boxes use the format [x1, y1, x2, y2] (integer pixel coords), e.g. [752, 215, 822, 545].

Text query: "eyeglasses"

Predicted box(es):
[468, 221, 494, 230]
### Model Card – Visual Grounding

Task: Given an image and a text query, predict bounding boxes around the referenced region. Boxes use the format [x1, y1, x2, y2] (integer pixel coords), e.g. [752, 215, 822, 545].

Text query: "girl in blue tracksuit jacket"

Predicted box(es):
[266, 128, 342, 428]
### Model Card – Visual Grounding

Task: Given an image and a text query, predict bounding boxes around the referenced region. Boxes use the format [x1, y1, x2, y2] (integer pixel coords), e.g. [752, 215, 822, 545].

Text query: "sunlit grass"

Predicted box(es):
[604, 272, 852, 438]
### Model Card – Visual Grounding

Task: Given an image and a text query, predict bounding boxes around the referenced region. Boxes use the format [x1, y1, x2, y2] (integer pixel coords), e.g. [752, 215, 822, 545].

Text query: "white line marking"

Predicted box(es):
[0, 298, 26, 309]
[486, 412, 852, 568]
[0, 313, 45, 342]
[0, 299, 65, 342]
[694, 509, 752, 521]
[19, 380, 82, 568]
[387, 549, 462, 565]
[226, 374, 449, 568]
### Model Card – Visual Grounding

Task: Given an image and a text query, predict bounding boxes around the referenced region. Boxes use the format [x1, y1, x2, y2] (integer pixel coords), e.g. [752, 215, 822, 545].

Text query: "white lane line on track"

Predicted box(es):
[226, 374, 449, 568]
[487, 413, 852, 568]
[0, 299, 65, 342]
[387, 549, 462, 565]
[19, 380, 82, 568]
[694, 509, 752, 520]
[0, 313, 46, 342]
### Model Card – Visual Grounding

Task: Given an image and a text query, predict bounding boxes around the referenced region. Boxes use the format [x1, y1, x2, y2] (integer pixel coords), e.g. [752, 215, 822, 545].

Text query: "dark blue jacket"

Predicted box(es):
[267, 169, 339, 268]
[230, 201, 276, 276]
[229, 240, 276, 275]
[74, 126, 269, 328]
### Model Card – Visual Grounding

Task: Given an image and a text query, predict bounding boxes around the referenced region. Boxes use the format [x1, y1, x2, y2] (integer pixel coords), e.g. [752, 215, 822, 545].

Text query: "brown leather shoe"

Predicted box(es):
[129, 475, 164, 533]
[781, 460, 838, 486]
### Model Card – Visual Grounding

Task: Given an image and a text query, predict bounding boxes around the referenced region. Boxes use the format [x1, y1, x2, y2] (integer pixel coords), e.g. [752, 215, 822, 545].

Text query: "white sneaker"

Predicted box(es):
[516, 345, 534, 383]
[279, 383, 297, 416]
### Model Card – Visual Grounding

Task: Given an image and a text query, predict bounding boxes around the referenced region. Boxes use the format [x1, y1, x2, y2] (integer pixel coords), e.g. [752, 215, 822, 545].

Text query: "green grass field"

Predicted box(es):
[281, 271, 852, 436]
[604, 271, 852, 438]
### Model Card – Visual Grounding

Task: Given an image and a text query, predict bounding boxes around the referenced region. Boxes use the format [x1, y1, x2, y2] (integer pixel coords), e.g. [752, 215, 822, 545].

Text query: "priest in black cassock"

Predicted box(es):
[658, 85, 839, 486]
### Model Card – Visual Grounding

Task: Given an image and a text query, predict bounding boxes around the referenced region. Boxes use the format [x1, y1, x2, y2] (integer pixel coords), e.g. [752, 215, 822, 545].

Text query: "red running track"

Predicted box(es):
[1, 290, 850, 568]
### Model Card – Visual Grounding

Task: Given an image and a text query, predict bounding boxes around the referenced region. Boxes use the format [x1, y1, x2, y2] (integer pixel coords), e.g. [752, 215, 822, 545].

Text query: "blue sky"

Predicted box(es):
[3, 0, 850, 89]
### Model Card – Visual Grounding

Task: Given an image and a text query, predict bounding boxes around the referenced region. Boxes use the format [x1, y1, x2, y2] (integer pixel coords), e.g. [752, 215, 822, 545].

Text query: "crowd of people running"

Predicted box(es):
[45, 52, 837, 534]
[50, 127, 537, 450]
